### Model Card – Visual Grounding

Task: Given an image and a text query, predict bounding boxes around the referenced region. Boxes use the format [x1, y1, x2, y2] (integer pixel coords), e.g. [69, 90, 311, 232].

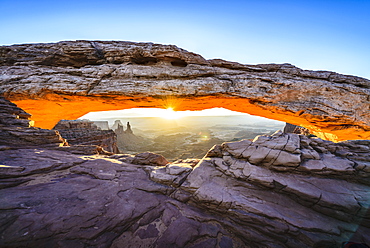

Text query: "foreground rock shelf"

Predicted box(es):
[1, 131, 370, 247]
[1, 40, 370, 141]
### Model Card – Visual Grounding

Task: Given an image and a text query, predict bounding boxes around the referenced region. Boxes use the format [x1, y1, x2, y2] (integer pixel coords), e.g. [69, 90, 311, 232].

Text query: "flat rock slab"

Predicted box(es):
[0, 132, 370, 247]
[0, 148, 85, 178]
[0, 151, 244, 248]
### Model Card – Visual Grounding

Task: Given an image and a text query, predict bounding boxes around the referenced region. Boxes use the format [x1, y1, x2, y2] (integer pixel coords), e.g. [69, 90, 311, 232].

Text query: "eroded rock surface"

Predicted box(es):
[1, 131, 369, 247]
[0, 96, 65, 148]
[0, 151, 245, 248]
[0, 41, 369, 141]
[149, 132, 370, 246]
[53, 119, 119, 153]
[0, 97, 115, 155]
[1, 42, 370, 247]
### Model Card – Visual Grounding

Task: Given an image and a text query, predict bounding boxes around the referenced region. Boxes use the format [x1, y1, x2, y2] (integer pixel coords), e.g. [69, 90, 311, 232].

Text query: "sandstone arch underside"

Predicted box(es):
[0, 40, 369, 141]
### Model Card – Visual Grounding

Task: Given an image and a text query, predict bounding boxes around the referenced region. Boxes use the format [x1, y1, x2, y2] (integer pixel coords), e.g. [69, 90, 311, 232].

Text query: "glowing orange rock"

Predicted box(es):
[10, 94, 369, 142]
[1, 41, 369, 142]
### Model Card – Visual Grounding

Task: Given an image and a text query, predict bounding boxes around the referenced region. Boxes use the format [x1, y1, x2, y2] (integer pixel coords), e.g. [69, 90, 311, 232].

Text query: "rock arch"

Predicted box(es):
[1, 40, 369, 141]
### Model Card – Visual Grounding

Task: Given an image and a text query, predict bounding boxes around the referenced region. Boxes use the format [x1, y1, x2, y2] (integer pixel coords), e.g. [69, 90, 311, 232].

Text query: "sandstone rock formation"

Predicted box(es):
[283, 123, 311, 135]
[0, 97, 369, 247]
[151, 133, 370, 247]
[0, 96, 66, 148]
[112, 120, 148, 154]
[0, 41, 369, 141]
[1, 40, 370, 247]
[53, 119, 119, 153]
[111, 120, 124, 131]
[1, 131, 369, 247]
[0, 97, 115, 155]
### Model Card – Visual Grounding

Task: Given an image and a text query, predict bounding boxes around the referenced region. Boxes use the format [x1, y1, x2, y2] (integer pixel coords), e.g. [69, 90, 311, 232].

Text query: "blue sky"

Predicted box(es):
[1, 0, 369, 79]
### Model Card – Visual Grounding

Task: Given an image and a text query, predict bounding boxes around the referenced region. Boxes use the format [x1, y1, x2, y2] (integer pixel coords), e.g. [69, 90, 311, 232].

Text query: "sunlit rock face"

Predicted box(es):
[1, 40, 369, 141]
[0, 97, 116, 155]
[53, 120, 119, 153]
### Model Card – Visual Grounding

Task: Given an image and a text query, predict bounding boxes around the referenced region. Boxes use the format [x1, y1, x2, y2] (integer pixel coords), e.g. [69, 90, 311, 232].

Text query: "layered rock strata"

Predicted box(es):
[1, 131, 369, 247]
[0, 41, 369, 141]
[283, 123, 311, 135]
[53, 120, 119, 153]
[151, 131, 370, 246]
[0, 96, 65, 148]
[0, 97, 115, 155]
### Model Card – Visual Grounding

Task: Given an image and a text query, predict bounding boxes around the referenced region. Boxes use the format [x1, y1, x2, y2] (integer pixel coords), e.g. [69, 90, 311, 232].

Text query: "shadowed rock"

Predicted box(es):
[0, 96, 66, 148]
[0, 130, 369, 247]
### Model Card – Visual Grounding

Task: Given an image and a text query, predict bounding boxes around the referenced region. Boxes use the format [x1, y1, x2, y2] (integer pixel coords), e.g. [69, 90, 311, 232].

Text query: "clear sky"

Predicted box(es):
[1, 0, 369, 79]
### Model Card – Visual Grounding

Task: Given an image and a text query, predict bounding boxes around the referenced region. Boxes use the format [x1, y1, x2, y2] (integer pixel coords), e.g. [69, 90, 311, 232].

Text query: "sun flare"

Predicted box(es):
[162, 107, 182, 119]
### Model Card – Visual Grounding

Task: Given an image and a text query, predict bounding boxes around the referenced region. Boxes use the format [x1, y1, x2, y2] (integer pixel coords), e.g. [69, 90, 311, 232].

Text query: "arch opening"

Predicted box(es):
[9, 93, 369, 142]
[76, 107, 285, 160]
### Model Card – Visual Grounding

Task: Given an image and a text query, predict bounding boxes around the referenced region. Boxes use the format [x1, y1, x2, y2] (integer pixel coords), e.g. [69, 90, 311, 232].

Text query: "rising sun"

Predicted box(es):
[162, 107, 182, 119]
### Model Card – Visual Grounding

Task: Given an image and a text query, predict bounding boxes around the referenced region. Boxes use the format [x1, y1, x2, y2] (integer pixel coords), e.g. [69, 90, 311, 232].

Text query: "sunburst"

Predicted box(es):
[161, 107, 183, 119]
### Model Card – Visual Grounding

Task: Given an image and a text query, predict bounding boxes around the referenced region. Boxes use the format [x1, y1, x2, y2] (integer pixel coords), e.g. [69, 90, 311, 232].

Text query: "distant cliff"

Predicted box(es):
[93, 120, 110, 130]
[111, 120, 146, 153]
[53, 119, 119, 153]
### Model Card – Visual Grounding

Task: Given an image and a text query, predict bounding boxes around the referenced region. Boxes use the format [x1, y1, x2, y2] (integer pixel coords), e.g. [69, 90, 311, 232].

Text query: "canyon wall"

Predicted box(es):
[0, 41, 369, 141]
[0, 97, 66, 148]
[53, 120, 119, 153]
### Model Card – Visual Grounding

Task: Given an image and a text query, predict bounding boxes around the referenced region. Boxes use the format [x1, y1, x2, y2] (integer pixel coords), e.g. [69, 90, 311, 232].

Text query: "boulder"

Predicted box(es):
[132, 152, 169, 166]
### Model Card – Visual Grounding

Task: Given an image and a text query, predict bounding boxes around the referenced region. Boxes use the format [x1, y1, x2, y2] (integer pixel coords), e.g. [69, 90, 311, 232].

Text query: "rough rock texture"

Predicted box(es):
[1, 131, 369, 247]
[53, 119, 119, 153]
[132, 152, 169, 166]
[283, 123, 311, 135]
[0, 97, 114, 155]
[126, 132, 370, 246]
[0, 41, 369, 141]
[0, 150, 246, 248]
[0, 96, 66, 148]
